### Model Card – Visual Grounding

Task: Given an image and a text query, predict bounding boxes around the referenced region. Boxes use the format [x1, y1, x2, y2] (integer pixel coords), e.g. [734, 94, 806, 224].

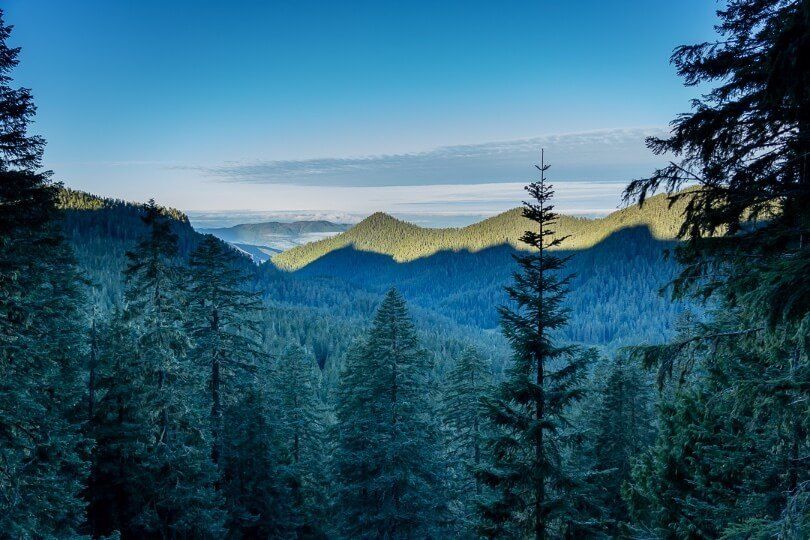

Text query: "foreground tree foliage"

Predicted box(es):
[186, 235, 265, 467]
[273, 344, 329, 535]
[624, 0, 810, 537]
[107, 202, 225, 536]
[220, 375, 297, 538]
[0, 12, 90, 536]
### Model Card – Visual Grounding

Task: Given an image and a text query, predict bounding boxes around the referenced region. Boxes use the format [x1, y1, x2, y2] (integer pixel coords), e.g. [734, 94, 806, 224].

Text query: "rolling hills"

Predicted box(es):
[272, 191, 687, 270]
[56, 187, 691, 356]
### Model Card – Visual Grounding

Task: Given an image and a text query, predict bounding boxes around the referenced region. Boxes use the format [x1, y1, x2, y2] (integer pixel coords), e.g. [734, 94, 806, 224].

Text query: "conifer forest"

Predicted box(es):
[0, 1, 808, 538]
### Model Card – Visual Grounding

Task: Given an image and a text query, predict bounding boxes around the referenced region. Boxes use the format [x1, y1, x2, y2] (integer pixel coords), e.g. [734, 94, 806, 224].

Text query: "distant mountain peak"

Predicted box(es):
[356, 212, 410, 227]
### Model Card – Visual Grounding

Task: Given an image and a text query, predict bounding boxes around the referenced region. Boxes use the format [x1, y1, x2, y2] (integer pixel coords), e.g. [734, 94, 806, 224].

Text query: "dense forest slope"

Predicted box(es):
[56, 187, 689, 358]
[292, 226, 687, 349]
[271, 192, 691, 349]
[54, 189, 511, 382]
[273, 191, 687, 270]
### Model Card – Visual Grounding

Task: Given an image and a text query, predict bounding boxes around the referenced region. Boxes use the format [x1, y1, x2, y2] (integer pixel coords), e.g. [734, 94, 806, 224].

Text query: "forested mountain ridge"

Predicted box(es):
[57, 187, 190, 223]
[292, 222, 687, 349]
[273, 190, 689, 270]
[52, 184, 688, 359]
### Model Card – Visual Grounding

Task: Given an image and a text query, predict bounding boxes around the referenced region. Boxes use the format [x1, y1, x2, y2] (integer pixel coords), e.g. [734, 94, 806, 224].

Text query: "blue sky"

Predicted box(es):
[5, 0, 718, 220]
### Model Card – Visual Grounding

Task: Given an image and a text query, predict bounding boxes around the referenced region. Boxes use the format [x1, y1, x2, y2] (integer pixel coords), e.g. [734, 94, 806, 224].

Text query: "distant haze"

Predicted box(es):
[186, 180, 628, 229]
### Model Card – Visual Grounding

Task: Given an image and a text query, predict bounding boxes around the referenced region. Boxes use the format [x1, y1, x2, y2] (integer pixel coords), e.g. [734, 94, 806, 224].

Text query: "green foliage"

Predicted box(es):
[479, 160, 592, 538]
[0, 10, 89, 536]
[291, 224, 687, 350]
[624, 0, 810, 328]
[272, 344, 329, 535]
[621, 2, 810, 537]
[186, 235, 265, 465]
[625, 310, 809, 538]
[86, 310, 151, 536]
[333, 290, 446, 538]
[570, 353, 657, 535]
[220, 379, 297, 538]
[115, 202, 225, 536]
[441, 346, 493, 535]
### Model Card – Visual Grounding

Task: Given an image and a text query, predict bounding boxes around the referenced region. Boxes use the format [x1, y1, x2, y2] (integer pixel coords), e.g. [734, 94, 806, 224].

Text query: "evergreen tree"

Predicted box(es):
[118, 201, 225, 536]
[623, 1, 810, 535]
[333, 289, 445, 538]
[220, 376, 297, 538]
[579, 354, 655, 535]
[479, 153, 590, 539]
[441, 345, 492, 535]
[186, 235, 264, 467]
[86, 309, 151, 537]
[624, 0, 810, 327]
[0, 10, 89, 536]
[625, 309, 807, 538]
[274, 344, 328, 535]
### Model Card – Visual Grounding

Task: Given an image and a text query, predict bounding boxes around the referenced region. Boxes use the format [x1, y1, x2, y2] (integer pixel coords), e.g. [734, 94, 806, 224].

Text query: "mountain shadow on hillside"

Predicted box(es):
[290, 224, 687, 350]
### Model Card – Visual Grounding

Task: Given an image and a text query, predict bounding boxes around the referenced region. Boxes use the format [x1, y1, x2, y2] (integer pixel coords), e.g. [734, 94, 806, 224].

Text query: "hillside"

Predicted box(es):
[292, 226, 688, 349]
[273, 191, 688, 270]
[54, 187, 511, 379]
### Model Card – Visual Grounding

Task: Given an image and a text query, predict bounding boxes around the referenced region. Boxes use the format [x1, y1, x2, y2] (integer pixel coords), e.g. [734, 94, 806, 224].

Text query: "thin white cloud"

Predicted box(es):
[180, 127, 667, 187]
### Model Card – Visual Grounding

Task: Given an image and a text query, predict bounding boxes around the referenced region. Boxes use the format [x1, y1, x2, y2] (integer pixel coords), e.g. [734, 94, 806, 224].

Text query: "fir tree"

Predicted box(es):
[186, 235, 264, 467]
[220, 377, 297, 538]
[624, 0, 810, 327]
[479, 152, 590, 539]
[580, 354, 655, 534]
[273, 344, 328, 535]
[0, 9, 89, 536]
[625, 309, 807, 537]
[441, 345, 492, 535]
[85, 309, 151, 537]
[118, 201, 225, 536]
[623, 1, 810, 534]
[333, 289, 445, 538]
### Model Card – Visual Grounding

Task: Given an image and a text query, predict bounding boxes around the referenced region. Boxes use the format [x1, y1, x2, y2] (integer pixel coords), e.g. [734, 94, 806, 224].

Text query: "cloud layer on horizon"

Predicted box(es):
[185, 127, 667, 187]
[184, 180, 628, 228]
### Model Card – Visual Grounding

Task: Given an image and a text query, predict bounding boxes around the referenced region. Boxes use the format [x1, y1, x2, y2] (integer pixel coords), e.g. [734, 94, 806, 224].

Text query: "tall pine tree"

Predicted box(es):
[220, 371, 297, 538]
[186, 235, 265, 468]
[86, 309, 151, 537]
[479, 152, 590, 539]
[333, 289, 445, 538]
[273, 343, 328, 535]
[623, 1, 809, 534]
[579, 353, 655, 535]
[119, 201, 225, 536]
[0, 10, 89, 536]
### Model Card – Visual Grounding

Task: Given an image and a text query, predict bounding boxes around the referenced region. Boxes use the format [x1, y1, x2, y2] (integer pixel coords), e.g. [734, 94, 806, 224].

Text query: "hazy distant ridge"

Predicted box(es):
[200, 220, 349, 244]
